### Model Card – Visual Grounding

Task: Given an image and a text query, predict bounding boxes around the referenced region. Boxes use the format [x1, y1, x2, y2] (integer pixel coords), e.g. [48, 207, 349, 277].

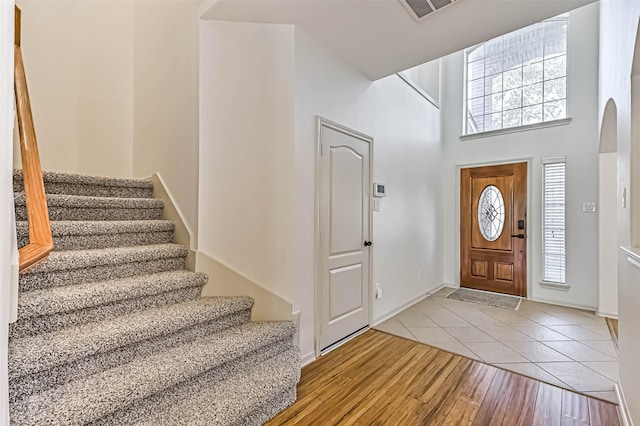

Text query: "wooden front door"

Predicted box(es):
[460, 163, 527, 297]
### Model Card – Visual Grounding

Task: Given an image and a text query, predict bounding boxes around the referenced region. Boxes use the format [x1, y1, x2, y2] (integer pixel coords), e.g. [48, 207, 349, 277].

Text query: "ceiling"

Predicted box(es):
[202, 0, 596, 81]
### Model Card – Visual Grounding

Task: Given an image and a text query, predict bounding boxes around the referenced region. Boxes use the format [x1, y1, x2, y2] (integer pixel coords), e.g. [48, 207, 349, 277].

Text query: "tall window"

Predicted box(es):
[465, 15, 568, 135]
[542, 158, 566, 284]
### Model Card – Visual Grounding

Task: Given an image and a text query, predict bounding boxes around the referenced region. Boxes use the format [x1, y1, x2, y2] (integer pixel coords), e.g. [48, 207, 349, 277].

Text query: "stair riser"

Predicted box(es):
[9, 310, 252, 403]
[14, 180, 153, 199]
[10, 287, 203, 339]
[234, 388, 298, 426]
[15, 206, 163, 222]
[20, 258, 185, 292]
[17, 230, 174, 251]
[90, 342, 298, 426]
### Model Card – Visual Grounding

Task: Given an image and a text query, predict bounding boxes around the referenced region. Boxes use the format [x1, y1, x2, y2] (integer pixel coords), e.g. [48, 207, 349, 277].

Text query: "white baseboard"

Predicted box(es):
[528, 296, 596, 312]
[292, 311, 301, 348]
[372, 283, 456, 326]
[300, 351, 316, 367]
[615, 381, 634, 426]
[152, 172, 196, 250]
[596, 310, 618, 319]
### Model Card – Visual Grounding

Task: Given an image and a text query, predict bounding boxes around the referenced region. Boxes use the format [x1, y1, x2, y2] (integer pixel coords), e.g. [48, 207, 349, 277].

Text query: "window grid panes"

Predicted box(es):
[542, 160, 566, 284]
[465, 16, 568, 135]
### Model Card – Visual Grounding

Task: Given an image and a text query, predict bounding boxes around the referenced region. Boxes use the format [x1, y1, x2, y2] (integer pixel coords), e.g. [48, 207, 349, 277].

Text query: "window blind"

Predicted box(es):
[542, 158, 566, 283]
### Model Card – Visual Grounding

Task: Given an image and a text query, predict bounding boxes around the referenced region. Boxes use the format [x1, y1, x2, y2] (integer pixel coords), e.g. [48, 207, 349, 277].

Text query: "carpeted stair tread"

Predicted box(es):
[9, 296, 254, 379]
[16, 220, 175, 250]
[10, 322, 295, 426]
[17, 270, 207, 320]
[14, 192, 164, 221]
[118, 347, 299, 426]
[14, 170, 154, 198]
[9, 310, 253, 402]
[20, 243, 187, 276]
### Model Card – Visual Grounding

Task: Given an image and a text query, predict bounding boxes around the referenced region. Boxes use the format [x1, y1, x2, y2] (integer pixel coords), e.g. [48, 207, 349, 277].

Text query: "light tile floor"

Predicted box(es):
[374, 287, 619, 404]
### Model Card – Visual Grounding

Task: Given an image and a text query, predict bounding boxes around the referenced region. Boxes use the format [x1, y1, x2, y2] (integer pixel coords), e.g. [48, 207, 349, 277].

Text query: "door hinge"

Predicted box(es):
[320, 143, 324, 156]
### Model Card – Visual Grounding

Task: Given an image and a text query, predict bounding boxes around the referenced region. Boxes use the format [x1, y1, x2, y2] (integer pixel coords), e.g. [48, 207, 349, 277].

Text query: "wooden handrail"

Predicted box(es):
[14, 6, 53, 271]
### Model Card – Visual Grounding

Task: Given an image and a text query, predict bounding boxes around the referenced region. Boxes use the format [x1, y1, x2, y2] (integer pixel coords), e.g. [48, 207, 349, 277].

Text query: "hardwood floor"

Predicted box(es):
[267, 330, 620, 426]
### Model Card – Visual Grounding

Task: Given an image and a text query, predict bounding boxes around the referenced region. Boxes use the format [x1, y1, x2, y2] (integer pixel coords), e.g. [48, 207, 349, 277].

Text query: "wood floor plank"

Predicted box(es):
[380, 396, 425, 425]
[413, 358, 475, 425]
[460, 361, 499, 405]
[502, 373, 540, 426]
[471, 369, 517, 426]
[298, 344, 432, 425]
[408, 351, 459, 400]
[442, 397, 480, 426]
[532, 383, 563, 426]
[265, 330, 620, 426]
[588, 397, 620, 426]
[338, 345, 435, 426]
[358, 347, 442, 425]
[562, 389, 591, 424]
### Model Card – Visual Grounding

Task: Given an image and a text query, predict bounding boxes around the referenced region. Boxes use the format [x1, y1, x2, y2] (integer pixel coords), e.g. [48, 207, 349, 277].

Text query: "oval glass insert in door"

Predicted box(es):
[477, 185, 505, 242]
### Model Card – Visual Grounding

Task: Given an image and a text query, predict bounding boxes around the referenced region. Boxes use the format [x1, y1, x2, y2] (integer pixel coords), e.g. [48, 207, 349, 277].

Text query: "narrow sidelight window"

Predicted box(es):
[542, 158, 566, 284]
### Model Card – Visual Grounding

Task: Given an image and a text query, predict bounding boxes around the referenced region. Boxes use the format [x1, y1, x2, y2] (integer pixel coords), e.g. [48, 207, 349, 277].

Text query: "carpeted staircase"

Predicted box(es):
[9, 170, 300, 425]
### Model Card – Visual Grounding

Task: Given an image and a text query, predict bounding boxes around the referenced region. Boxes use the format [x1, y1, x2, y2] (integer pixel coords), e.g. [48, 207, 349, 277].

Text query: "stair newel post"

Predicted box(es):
[14, 5, 53, 271]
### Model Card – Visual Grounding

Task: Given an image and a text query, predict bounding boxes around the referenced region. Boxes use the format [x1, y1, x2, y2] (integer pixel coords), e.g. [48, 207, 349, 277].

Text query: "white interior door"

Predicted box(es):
[319, 119, 371, 351]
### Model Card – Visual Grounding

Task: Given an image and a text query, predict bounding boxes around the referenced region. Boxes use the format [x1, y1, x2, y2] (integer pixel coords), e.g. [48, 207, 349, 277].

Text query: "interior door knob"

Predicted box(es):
[364, 241, 372, 247]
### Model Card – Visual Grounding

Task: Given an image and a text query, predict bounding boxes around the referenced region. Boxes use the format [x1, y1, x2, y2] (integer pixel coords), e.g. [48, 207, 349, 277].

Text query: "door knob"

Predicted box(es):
[511, 234, 525, 239]
[364, 241, 372, 247]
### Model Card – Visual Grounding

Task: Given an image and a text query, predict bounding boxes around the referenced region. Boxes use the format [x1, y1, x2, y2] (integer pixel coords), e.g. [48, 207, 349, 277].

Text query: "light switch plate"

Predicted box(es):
[582, 202, 597, 213]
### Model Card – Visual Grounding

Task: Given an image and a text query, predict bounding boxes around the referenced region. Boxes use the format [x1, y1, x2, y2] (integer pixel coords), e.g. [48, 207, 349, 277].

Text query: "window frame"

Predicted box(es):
[541, 157, 567, 286]
[462, 15, 570, 137]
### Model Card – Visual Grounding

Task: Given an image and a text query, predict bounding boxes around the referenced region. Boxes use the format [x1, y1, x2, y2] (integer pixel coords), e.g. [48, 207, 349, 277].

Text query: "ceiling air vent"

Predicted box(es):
[401, 0, 457, 22]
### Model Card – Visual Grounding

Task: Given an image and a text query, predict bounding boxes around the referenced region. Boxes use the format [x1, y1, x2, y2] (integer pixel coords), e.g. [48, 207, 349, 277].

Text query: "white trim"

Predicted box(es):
[615, 381, 634, 426]
[527, 296, 596, 312]
[152, 172, 197, 251]
[461, 118, 572, 141]
[539, 281, 570, 290]
[372, 283, 455, 326]
[198, 249, 294, 305]
[320, 326, 370, 355]
[314, 117, 374, 358]
[396, 73, 440, 109]
[621, 246, 640, 264]
[300, 351, 316, 367]
[596, 310, 618, 319]
[291, 311, 301, 348]
[1, 1, 15, 424]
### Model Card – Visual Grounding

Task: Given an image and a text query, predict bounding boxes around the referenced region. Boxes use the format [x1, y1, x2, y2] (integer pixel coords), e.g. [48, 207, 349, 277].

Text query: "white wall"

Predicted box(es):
[293, 29, 443, 359]
[599, 0, 640, 422]
[16, 0, 134, 177]
[598, 152, 618, 317]
[14, 0, 203, 240]
[199, 23, 443, 360]
[1, 1, 15, 423]
[399, 59, 441, 106]
[132, 1, 204, 243]
[198, 21, 296, 303]
[441, 3, 600, 310]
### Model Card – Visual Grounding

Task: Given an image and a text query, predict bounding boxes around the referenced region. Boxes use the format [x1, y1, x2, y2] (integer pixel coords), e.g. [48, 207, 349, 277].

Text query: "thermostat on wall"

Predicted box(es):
[373, 183, 386, 198]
